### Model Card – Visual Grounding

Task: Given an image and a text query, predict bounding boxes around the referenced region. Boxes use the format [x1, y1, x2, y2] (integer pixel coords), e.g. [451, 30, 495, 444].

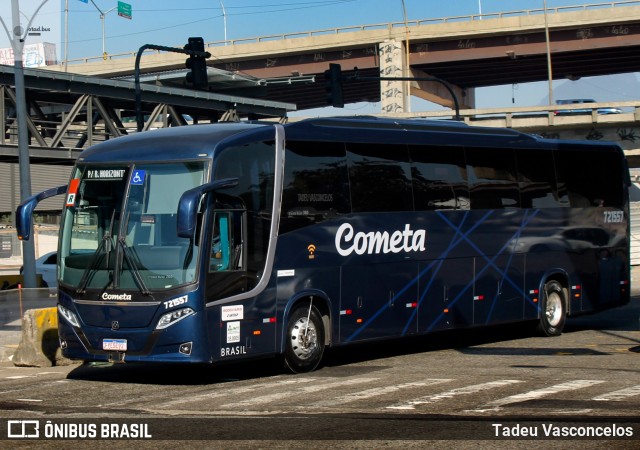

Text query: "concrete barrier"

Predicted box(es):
[12, 307, 74, 367]
[0, 274, 45, 291]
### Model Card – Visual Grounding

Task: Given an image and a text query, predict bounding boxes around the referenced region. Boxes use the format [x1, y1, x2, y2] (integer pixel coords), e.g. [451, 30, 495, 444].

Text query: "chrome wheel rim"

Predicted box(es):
[289, 316, 318, 360]
[546, 291, 563, 327]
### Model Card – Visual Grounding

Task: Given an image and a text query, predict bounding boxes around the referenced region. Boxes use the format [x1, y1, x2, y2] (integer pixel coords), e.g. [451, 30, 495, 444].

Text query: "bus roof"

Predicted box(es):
[77, 122, 272, 163]
[77, 116, 622, 164]
[284, 116, 534, 146]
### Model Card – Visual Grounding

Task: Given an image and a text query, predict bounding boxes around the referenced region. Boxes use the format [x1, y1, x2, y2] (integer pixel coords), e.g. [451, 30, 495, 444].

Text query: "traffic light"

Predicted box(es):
[324, 63, 344, 108]
[185, 37, 208, 89]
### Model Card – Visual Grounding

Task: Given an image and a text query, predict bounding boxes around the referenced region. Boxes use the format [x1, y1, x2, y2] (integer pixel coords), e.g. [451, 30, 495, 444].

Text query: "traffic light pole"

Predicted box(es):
[352, 73, 461, 121]
[134, 42, 210, 132]
[325, 64, 461, 121]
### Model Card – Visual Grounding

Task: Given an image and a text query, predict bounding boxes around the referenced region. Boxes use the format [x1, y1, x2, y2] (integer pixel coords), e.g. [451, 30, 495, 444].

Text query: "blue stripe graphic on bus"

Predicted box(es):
[343, 209, 485, 342]
[424, 210, 541, 333]
[436, 209, 541, 305]
[345, 209, 541, 343]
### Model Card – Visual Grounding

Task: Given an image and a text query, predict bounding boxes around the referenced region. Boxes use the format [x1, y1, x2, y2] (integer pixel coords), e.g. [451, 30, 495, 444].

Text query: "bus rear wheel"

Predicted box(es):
[283, 304, 325, 373]
[537, 280, 567, 337]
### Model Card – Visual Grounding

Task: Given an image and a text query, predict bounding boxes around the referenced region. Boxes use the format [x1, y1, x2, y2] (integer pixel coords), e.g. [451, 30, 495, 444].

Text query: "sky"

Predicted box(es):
[1, 0, 639, 113]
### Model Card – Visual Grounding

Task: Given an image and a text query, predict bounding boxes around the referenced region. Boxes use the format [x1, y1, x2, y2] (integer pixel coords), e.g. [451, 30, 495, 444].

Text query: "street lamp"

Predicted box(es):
[0, 0, 49, 288]
[220, 1, 227, 43]
[88, 0, 117, 59]
[64, 0, 68, 70]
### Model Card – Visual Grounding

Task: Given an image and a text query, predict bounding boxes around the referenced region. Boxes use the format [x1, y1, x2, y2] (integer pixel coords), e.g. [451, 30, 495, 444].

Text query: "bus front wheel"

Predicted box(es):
[537, 280, 567, 337]
[283, 304, 325, 373]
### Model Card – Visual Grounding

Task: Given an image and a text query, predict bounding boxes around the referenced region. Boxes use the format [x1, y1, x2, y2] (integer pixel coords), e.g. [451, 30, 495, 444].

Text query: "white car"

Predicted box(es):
[20, 251, 57, 289]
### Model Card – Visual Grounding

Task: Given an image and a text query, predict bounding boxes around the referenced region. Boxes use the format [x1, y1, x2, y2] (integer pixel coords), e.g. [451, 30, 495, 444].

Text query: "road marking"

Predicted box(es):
[592, 384, 640, 401]
[150, 377, 320, 409]
[387, 380, 522, 410]
[481, 379, 605, 409]
[314, 378, 452, 407]
[219, 377, 379, 409]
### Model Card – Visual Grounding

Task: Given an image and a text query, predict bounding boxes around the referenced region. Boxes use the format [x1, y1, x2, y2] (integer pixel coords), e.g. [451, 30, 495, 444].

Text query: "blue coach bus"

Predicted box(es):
[17, 117, 630, 372]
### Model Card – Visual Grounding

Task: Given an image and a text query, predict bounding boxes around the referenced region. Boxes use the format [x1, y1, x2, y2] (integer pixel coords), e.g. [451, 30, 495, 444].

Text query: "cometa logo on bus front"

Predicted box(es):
[101, 293, 132, 301]
[335, 223, 427, 256]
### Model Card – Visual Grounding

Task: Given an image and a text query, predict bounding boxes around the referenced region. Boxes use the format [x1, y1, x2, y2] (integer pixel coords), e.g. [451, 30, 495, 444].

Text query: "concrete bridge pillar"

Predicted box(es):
[378, 39, 476, 113]
[379, 39, 408, 114]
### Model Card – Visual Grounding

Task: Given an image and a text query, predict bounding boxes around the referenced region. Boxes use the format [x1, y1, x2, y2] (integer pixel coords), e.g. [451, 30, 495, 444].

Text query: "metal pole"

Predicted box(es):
[220, 1, 227, 43]
[353, 73, 461, 121]
[543, 0, 554, 105]
[64, 0, 68, 71]
[88, 1, 115, 59]
[101, 12, 105, 58]
[401, 0, 410, 113]
[11, 0, 36, 288]
[135, 45, 146, 132]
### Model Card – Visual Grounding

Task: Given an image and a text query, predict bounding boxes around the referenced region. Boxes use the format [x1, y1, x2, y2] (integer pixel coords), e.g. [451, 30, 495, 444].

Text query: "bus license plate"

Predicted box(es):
[103, 339, 127, 351]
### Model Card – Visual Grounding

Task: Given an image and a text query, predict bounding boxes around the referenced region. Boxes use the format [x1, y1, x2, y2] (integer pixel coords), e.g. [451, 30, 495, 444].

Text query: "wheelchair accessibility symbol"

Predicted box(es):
[131, 170, 146, 185]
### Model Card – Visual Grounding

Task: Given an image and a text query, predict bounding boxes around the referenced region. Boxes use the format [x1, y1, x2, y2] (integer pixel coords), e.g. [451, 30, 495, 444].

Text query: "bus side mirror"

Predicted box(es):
[177, 178, 239, 239]
[16, 185, 68, 241]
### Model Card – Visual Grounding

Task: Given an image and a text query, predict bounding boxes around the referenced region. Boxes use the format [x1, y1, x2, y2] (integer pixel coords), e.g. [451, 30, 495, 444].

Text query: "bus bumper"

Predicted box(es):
[58, 312, 212, 364]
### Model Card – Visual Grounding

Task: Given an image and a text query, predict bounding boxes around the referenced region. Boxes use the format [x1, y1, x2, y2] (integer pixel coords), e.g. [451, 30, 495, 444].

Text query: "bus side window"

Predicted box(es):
[554, 147, 624, 208]
[466, 147, 520, 209]
[280, 141, 350, 233]
[517, 149, 564, 208]
[347, 143, 413, 212]
[410, 145, 469, 211]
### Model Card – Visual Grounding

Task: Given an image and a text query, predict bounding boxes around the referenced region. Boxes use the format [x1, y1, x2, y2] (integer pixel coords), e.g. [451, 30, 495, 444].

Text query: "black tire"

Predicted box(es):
[283, 304, 325, 373]
[536, 280, 567, 337]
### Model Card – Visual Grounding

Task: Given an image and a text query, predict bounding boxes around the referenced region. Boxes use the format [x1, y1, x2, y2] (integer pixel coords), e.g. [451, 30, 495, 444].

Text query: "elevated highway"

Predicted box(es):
[52, 1, 640, 113]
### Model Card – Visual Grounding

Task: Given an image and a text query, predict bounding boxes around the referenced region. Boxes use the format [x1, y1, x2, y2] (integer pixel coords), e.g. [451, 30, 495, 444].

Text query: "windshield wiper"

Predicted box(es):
[116, 237, 151, 296]
[75, 232, 114, 295]
[76, 209, 117, 295]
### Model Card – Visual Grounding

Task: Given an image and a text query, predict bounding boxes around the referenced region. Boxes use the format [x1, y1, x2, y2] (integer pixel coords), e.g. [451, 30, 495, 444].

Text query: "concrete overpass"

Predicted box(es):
[53, 1, 640, 113]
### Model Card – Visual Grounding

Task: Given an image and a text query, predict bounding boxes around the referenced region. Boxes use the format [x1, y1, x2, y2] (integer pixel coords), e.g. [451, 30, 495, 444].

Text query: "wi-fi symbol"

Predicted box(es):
[307, 244, 316, 254]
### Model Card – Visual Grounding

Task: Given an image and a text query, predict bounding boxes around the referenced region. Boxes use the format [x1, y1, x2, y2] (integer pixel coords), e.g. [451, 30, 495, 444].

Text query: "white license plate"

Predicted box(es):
[103, 339, 127, 351]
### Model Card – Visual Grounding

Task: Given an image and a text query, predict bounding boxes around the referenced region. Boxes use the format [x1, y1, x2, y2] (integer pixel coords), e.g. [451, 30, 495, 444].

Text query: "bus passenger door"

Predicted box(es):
[208, 210, 276, 359]
[339, 263, 418, 343]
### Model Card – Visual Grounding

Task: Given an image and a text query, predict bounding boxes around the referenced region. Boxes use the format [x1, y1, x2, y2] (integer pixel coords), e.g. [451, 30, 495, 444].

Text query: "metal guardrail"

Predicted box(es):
[64, 1, 640, 65]
[376, 101, 640, 130]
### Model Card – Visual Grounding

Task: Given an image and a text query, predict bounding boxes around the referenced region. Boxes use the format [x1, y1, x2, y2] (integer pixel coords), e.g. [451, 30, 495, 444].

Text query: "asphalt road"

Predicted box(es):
[0, 296, 637, 448]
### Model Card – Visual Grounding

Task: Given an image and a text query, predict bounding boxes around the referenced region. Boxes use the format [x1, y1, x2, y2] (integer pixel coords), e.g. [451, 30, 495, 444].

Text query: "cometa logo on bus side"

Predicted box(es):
[335, 223, 427, 257]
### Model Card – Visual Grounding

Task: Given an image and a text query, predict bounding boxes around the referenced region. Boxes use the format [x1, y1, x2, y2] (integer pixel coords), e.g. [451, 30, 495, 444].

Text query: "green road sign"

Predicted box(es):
[118, 1, 132, 20]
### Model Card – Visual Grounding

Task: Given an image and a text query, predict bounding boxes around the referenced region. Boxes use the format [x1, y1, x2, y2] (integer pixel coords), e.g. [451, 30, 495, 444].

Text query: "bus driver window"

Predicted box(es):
[210, 213, 231, 271]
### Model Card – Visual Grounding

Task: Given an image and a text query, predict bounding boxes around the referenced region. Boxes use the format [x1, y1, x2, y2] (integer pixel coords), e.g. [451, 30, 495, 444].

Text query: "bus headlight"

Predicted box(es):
[156, 308, 195, 330]
[58, 304, 80, 327]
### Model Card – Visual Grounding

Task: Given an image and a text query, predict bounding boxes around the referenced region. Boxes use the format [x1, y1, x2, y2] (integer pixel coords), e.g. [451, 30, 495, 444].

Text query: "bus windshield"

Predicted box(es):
[59, 162, 207, 293]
